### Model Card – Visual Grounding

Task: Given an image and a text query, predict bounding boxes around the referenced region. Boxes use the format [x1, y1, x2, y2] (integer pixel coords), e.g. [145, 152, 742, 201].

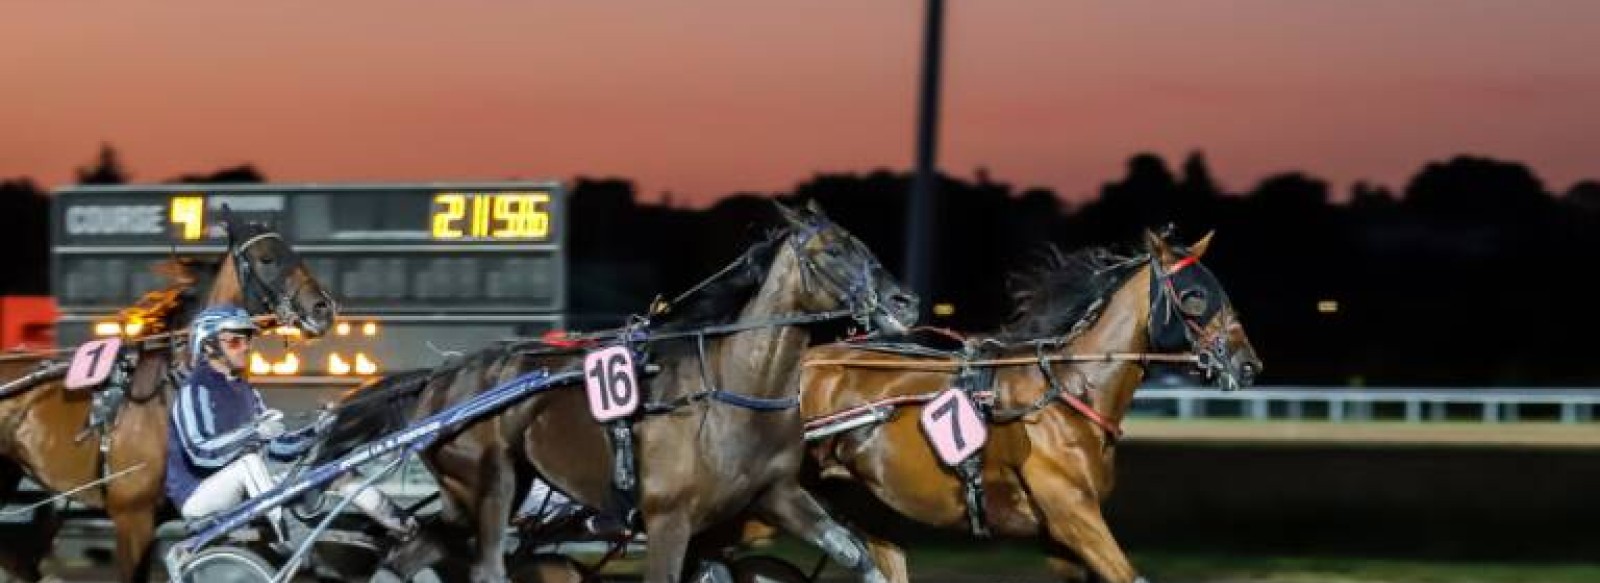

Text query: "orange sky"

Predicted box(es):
[3, 1, 1596, 205]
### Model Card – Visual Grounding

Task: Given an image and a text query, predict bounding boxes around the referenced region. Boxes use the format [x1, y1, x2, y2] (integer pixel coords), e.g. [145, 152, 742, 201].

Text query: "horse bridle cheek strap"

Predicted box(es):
[787, 228, 880, 332]
[232, 233, 309, 325]
[1147, 253, 1227, 378]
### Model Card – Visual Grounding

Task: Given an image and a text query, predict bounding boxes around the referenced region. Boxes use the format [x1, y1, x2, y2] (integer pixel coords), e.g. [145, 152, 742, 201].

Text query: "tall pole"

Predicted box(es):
[905, 0, 944, 312]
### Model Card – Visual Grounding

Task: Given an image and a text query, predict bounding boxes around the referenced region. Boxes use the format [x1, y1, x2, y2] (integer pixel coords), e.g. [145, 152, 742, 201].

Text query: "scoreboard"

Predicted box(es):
[51, 182, 566, 382]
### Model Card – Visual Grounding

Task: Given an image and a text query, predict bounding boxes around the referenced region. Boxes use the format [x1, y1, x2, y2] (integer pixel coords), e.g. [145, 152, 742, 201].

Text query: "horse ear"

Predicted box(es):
[1144, 229, 1177, 263]
[1189, 230, 1215, 259]
[804, 198, 828, 217]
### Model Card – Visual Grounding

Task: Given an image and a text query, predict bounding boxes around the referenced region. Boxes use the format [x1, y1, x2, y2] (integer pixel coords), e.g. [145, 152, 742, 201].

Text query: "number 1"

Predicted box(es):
[588, 357, 611, 408]
[83, 343, 109, 376]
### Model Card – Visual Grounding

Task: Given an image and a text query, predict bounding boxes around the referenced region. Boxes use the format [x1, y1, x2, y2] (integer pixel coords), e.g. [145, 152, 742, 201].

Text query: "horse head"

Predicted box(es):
[221, 211, 337, 337]
[1142, 229, 1261, 391]
[775, 199, 918, 335]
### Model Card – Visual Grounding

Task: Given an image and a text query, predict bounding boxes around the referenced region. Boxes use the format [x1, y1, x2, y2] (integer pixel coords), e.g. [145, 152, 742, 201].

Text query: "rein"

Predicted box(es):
[804, 254, 1216, 440]
[803, 352, 1200, 370]
[507, 221, 888, 413]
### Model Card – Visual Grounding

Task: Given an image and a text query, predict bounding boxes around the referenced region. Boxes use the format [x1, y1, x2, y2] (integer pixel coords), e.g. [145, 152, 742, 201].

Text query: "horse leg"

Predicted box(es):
[752, 482, 886, 583]
[641, 510, 692, 583]
[469, 453, 516, 583]
[0, 461, 49, 582]
[860, 532, 909, 583]
[1021, 464, 1142, 583]
[108, 508, 156, 583]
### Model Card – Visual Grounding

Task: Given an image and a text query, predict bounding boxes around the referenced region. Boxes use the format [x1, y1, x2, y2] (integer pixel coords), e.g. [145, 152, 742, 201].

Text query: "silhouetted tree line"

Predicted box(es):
[566, 152, 1600, 387]
[3, 145, 1597, 386]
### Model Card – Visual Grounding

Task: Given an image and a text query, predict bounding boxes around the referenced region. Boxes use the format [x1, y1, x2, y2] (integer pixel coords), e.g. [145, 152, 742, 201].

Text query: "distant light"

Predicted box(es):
[249, 353, 272, 375]
[271, 325, 302, 337]
[1318, 300, 1339, 314]
[270, 353, 299, 375]
[123, 320, 144, 337]
[328, 353, 351, 376]
[354, 353, 378, 375]
[362, 322, 377, 337]
[933, 303, 955, 317]
[94, 322, 123, 337]
[335, 322, 351, 336]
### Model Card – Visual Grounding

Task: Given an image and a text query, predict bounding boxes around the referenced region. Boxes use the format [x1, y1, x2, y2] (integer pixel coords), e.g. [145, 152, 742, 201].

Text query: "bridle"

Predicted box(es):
[231, 232, 332, 329]
[784, 221, 889, 332]
[1147, 252, 1233, 386]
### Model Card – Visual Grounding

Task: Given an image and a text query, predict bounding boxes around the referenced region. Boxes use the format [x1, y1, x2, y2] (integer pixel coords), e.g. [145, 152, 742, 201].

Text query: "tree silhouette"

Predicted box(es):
[6, 149, 1600, 384]
[1350, 181, 1397, 211]
[1564, 180, 1600, 213]
[75, 143, 129, 185]
[0, 178, 49, 293]
[170, 164, 265, 184]
[1403, 155, 1548, 220]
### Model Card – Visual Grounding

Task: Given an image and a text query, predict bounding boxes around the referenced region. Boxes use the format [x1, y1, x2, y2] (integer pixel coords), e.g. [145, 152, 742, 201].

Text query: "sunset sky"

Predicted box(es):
[3, 1, 1596, 206]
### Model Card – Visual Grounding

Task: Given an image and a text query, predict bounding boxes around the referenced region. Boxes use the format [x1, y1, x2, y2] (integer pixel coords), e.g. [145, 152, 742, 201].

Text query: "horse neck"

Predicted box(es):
[710, 242, 814, 398]
[1058, 268, 1155, 428]
[206, 253, 245, 307]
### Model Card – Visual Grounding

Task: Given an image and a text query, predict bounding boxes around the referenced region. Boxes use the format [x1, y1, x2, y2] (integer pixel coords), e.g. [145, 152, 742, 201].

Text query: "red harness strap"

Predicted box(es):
[1056, 391, 1123, 440]
[539, 329, 595, 349]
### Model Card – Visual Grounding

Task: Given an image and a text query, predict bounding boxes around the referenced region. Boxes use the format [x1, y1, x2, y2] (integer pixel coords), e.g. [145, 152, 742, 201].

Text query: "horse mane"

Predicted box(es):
[654, 229, 786, 331]
[998, 244, 1146, 342]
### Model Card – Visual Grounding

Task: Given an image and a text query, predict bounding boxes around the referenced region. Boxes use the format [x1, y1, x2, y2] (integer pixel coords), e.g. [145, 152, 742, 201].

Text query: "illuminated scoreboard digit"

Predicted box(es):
[50, 182, 568, 382]
[431, 192, 552, 240]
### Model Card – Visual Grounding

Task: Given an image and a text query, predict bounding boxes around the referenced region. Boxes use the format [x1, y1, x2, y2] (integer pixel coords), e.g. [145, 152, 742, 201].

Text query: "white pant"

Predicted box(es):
[181, 453, 412, 534]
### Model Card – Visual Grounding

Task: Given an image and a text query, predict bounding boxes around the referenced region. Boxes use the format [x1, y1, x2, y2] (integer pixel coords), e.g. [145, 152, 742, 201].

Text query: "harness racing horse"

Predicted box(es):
[787, 231, 1261, 583]
[320, 200, 918, 583]
[0, 219, 335, 583]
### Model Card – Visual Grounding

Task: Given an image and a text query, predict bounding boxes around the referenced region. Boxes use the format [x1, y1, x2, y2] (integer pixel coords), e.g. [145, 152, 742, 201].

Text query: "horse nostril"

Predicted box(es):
[313, 301, 331, 316]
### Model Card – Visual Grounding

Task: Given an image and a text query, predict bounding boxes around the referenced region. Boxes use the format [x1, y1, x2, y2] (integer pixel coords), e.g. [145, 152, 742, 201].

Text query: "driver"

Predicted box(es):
[165, 305, 415, 536]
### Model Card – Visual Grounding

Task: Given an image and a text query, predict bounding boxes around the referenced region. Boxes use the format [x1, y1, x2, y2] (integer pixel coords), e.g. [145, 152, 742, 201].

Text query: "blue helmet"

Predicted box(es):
[189, 305, 259, 363]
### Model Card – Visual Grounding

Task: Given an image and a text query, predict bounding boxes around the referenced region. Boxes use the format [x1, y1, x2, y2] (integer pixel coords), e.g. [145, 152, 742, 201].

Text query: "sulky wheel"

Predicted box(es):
[368, 565, 445, 583]
[175, 546, 279, 583]
[729, 555, 812, 583]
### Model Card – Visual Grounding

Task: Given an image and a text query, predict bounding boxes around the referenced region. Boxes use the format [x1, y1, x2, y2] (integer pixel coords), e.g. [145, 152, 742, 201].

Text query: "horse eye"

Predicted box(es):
[1179, 289, 1208, 316]
[260, 256, 276, 265]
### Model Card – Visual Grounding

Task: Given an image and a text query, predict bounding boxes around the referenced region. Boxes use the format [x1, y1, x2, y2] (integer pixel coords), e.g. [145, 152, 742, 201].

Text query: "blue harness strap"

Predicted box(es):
[708, 389, 799, 411]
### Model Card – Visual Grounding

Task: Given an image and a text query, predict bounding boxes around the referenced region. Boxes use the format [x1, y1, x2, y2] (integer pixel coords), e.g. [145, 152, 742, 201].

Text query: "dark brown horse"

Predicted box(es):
[321, 200, 918, 583]
[0, 220, 335, 582]
[779, 231, 1261, 583]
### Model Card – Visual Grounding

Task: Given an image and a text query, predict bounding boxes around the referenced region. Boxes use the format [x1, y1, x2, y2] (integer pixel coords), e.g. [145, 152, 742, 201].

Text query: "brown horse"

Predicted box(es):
[784, 230, 1261, 583]
[0, 219, 335, 583]
[320, 200, 918, 583]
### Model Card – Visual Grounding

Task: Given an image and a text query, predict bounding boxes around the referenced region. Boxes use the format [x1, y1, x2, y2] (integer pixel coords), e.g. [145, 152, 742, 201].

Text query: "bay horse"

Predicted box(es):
[0, 219, 335, 582]
[320, 200, 918, 582]
[785, 230, 1261, 583]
